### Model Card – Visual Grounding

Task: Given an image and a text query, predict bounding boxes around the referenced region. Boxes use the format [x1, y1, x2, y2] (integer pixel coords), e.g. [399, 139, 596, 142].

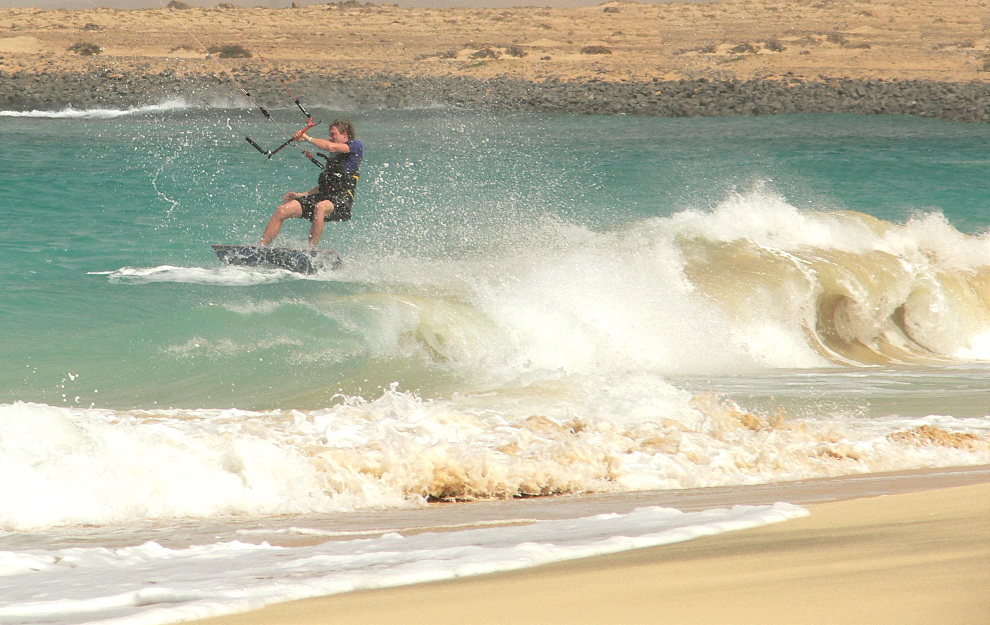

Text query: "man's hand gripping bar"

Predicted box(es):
[245, 119, 320, 160]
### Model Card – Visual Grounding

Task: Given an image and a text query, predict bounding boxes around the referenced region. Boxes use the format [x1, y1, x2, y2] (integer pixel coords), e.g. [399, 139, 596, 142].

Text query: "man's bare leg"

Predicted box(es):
[308, 200, 335, 248]
[261, 200, 303, 246]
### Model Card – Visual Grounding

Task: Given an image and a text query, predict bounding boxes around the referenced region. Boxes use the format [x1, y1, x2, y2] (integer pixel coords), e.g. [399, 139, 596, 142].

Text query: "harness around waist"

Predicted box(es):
[319, 171, 359, 195]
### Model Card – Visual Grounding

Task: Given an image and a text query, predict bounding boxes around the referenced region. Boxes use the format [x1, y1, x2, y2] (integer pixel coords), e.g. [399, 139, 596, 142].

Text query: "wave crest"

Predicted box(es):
[673, 193, 990, 365]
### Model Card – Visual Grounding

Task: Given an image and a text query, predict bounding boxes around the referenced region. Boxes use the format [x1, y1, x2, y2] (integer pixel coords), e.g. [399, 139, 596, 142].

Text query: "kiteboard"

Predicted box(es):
[212, 244, 342, 274]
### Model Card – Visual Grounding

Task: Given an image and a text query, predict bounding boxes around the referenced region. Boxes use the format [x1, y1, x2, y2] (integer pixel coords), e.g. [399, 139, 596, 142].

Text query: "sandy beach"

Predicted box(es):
[1, 0, 988, 118]
[0, 0, 988, 82]
[181, 468, 990, 625]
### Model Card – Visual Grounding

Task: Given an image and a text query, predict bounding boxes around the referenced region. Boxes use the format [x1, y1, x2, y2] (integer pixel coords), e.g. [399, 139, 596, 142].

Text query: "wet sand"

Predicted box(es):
[187, 467, 990, 625]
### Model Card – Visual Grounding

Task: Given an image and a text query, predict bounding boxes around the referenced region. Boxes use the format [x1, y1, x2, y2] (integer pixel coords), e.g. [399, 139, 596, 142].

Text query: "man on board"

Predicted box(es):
[260, 119, 363, 248]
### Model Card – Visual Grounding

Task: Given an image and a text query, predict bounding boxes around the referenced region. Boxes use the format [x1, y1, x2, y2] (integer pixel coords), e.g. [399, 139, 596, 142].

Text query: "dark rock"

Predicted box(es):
[0, 70, 987, 123]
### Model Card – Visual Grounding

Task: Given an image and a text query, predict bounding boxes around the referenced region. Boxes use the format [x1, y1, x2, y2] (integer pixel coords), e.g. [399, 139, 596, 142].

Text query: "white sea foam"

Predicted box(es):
[0, 100, 192, 119]
[0, 393, 985, 532]
[333, 202, 989, 375]
[0, 503, 808, 625]
[92, 265, 301, 286]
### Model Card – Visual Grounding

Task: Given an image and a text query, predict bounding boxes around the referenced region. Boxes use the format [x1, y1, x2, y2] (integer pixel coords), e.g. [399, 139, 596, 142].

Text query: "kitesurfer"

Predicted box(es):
[260, 119, 363, 247]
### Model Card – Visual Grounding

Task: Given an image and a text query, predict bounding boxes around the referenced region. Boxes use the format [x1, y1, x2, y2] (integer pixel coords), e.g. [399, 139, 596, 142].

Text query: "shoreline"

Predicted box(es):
[186, 467, 990, 625]
[2, 70, 989, 122]
[1, 0, 988, 120]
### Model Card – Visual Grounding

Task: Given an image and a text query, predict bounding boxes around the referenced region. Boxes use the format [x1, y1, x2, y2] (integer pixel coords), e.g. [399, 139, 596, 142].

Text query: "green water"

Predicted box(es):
[1, 108, 988, 410]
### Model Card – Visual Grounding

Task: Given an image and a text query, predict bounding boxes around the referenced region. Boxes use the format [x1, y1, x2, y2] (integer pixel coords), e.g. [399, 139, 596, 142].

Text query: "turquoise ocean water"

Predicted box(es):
[0, 102, 988, 624]
[2, 105, 989, 507]
[3, 108, 988, 409]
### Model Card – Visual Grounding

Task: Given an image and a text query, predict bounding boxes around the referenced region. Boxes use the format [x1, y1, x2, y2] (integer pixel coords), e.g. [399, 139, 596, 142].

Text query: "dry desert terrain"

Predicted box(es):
[0, 0, 987, 83]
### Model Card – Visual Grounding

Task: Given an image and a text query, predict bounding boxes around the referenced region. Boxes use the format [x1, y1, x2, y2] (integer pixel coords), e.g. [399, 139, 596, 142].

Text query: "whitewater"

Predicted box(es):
[0, 104, 987, 624]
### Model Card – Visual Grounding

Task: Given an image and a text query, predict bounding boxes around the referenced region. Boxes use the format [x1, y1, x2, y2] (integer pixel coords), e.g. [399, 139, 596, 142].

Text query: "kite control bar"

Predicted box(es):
[246, 119, 320, 160]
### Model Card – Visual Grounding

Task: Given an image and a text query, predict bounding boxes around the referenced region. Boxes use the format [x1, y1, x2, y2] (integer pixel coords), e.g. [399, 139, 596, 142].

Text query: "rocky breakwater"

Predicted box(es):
[410, 75, 990, 122]
[1, 69, 988, 123]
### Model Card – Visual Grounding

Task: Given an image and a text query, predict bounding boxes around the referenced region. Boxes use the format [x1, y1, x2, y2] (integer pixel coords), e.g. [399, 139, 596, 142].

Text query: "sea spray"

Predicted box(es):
[2, 384, 986, 531]
[1, 109, 987, 529]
